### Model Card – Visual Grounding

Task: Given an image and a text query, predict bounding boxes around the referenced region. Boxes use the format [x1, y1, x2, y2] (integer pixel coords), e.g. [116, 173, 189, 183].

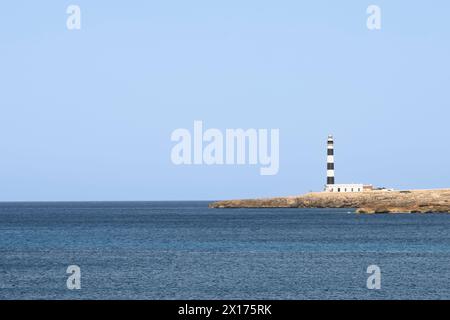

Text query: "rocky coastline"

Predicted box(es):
[209, 189, 450, 214]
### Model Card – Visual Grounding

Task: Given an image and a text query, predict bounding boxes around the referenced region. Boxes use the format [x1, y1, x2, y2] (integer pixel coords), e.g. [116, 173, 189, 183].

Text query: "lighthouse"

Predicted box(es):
[327, 135, 335, 185]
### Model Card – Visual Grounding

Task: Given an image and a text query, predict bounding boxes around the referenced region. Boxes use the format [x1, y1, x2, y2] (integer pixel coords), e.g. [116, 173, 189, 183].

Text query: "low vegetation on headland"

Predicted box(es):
[209, 189, 450, 214]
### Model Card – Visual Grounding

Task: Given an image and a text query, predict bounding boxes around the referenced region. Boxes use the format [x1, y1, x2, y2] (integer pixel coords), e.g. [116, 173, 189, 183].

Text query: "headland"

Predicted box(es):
[209, 189, 450, 214]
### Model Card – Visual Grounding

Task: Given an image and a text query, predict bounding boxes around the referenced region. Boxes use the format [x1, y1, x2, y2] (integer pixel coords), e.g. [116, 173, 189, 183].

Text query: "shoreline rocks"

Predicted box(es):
[209, 189, 450, 214]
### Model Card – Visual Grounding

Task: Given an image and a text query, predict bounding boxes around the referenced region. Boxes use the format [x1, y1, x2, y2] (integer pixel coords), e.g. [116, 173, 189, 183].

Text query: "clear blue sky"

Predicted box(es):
[1, 1, 449, 201]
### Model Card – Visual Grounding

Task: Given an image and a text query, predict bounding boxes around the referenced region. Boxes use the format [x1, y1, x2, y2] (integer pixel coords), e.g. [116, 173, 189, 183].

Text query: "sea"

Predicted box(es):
[0, 201, 449, 300]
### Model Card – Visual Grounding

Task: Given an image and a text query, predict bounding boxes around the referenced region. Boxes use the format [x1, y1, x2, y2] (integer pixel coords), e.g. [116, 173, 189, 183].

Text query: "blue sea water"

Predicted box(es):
[0, 201, 449, 300]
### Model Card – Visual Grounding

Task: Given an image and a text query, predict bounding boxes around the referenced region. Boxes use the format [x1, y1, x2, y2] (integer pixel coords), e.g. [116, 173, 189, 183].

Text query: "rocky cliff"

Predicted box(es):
[209, 189, 450, 213]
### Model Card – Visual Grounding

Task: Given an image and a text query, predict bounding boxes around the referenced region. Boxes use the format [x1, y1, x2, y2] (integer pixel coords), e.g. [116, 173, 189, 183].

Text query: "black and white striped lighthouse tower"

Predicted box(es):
[327, 135, 335, 185]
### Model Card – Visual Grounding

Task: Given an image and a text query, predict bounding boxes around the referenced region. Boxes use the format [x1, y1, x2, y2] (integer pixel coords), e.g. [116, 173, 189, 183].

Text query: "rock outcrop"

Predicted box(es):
[209, 189, 450, 214]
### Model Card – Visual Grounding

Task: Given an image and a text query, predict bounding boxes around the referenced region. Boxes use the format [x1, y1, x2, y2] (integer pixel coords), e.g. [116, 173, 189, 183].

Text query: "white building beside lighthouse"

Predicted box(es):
[325, 183, 364, 193]
[324, 135, 371, 193]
